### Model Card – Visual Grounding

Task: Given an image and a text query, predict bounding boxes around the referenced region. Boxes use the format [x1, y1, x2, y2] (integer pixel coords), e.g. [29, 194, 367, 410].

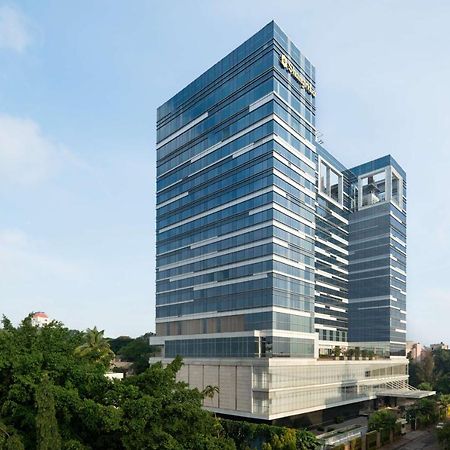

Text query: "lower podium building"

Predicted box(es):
[151, 21, 432, 422]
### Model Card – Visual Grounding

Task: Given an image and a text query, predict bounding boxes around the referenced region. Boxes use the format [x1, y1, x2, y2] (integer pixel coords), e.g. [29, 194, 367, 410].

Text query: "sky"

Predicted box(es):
[1, 1, 449, 342]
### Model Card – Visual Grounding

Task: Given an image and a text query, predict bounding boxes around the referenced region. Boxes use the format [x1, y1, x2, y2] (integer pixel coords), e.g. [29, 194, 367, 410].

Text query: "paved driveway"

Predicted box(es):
[382, 429, 439, 450]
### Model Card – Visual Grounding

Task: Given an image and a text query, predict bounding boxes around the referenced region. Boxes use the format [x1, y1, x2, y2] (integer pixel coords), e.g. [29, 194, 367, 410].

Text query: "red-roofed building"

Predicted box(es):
[31, 312, 50, 327]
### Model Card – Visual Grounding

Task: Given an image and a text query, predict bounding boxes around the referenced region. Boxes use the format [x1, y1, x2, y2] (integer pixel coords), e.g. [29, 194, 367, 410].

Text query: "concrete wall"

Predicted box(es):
[176, 362, 253, 414]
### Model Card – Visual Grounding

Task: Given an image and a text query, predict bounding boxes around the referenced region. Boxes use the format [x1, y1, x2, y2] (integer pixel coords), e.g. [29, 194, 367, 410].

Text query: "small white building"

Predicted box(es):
[430, 342, 449, 351]
[31, 312, 50, 327]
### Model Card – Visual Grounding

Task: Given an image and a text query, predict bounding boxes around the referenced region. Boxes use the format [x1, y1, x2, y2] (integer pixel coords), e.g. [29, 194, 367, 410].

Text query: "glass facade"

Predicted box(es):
[155, 22, 407, 361]
[347, 156, 407, 356]
[156, 21, 317, 359]
[314, 145, 350, 347]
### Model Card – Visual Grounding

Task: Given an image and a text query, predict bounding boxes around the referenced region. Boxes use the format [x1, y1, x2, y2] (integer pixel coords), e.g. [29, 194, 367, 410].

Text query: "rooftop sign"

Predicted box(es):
[279, 54, 316, 97]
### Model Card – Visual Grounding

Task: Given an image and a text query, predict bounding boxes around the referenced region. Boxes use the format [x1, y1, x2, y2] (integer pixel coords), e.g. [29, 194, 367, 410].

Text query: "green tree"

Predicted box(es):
[262, 428, 296, 450]
[407, 398, 439, 427]
[108, 336, 133, 355]
[5, 434, 25, 450]
[368, 409, 397, 432]
[435, 373, 450, 394]
[115, 336, 157, 374]
[417, 381, 433, 391]
[417, 350, 435, 385]
[295, 429, 319, 450]
[119, 357, 234, 449]
[74, 327, 114, 367]
[0, 314, 234, 449]
[438, 423, 450, 450]
[433, 349, 450, 377]
[35, 373, 61, 450]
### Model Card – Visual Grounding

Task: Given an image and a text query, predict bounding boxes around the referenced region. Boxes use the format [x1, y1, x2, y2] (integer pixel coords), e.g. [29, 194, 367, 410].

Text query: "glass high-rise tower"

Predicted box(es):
[151, 21, 428, 422]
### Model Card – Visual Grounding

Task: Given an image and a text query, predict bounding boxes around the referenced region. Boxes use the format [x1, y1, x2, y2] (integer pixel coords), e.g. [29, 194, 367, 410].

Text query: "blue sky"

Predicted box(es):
[1, 1, 449, 342]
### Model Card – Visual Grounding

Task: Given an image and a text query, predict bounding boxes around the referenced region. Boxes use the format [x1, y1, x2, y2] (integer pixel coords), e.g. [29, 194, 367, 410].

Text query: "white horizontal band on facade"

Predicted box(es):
[316, 237, 349, 256]
[156, 305, 313, 323]
[166, 254, 274, 282]
[272, 202, 316, 230]
[158, 234, 316, 274]
[316, 281, 340, 292]
[156, 117, 275, 193]
[329, 306, 347, 313]
[189, 115, 273, 164]
[331, 233, 348, 246]
[350, 266, 394, 275]
[156, 111, 209, 149]
[273, 254, 308, 271]
[159, 185, 273, 233]
[350, 254, 392, 265]
[356, 305, 390, 311]
[157, 271, 270, 296]
[349, 233, 390, 246]
[316, 269, 347, 283]
[390, 211, 405, 225]
[272, 113, 316, 154]
[188, 221, 272, 250]
[248, 92, 275, 112]
[159, 329, 316, 341]
[248, 204, 272, 215]
[316, 261, 348, 275]
[315, 324, 339, 331]
[158, 237, 275, 271]
[272, 151, 316, 184]
[315, 212, 348, 236]
[315, 313, 337, 321]
[273, 167, 316, 199]
[190, 272, 270, 291]
[315, 241, 348, 259]
[271, 269, 314, 285]
[315, 289, 349, 302]
[190, 134, 273, 179]
[273, 90, 316, 132]
[272, 134, 316, 171]
[157, 191, 189, 209]
[315, 247, 331, 258]
[273, 219, 311, 241]
[349, 295, 394, 304]
[391, 235, 407, 247]
[272, 236, 289, 249]
[181, 218, 310, 255]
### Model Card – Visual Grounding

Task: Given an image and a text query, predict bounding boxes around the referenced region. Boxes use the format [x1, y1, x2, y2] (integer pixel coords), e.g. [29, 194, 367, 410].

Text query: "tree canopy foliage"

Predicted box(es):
[109, 334, 157, 375]
[438, 422, 450, 450]
[368, 409, 397, 432]
[0, 315, 234, 449]
[409, 348, 450, 394]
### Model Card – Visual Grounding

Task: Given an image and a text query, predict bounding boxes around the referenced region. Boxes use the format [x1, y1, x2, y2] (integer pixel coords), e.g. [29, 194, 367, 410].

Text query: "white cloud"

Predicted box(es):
[0, 5, 31, 52]
[0, 114, 72, 185]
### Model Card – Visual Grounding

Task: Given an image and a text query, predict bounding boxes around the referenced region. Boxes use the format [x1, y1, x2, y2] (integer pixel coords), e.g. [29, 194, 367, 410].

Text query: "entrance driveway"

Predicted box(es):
[382, 429, 439, 450]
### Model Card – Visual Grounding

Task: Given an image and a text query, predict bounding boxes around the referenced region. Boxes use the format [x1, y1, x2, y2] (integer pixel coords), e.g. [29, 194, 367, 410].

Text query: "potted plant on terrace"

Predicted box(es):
[346, 348, 355, 360]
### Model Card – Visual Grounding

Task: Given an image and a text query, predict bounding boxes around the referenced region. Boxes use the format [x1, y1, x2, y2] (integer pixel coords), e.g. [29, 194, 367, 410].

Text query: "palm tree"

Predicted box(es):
[74, 327, 114, 366]
[202, 385, 219, 400]
[202, 385, 220, 421]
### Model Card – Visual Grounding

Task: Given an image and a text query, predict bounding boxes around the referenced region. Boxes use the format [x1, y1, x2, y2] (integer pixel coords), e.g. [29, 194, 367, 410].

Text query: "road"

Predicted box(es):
[383, 428, 440, 450]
